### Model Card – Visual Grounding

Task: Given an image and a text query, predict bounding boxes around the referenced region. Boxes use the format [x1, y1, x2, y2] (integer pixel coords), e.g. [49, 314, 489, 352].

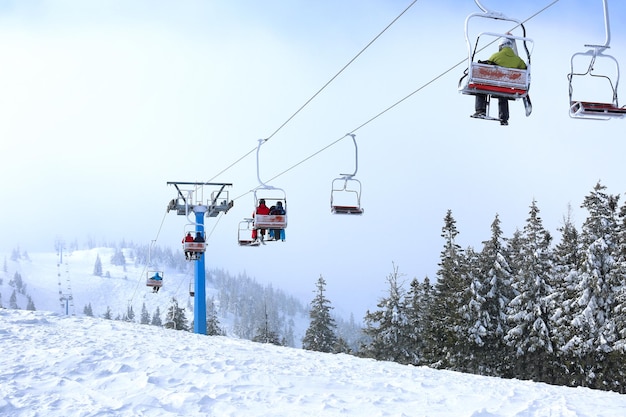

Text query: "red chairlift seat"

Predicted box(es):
[464, 63, 529, 99]
[146, 278, 163, 288]
[183, 241, 205, 254]
[254, 213, 287, 230]
[570, 101, 626, 118]
[331, 205, 364, 215]
[146, 271, 164, 288]
[183, 241, 205, 261]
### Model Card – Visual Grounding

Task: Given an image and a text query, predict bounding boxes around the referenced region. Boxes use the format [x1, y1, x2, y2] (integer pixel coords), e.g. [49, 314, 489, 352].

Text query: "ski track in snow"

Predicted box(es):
[1, 310, 626, 417]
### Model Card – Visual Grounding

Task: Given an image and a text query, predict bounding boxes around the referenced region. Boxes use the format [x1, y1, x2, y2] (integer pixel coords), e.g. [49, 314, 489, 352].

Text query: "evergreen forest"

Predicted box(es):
[356, 181, 626, 393]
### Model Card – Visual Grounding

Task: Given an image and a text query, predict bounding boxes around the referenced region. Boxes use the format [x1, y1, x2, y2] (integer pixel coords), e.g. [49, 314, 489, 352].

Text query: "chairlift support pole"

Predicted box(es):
[167, 181, 233, 335]
[193, 206, 207, 334]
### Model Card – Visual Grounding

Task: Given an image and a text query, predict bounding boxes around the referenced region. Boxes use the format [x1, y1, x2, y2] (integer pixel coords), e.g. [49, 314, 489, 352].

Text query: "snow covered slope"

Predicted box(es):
[1, 248, 195, 319]
[2, 309, 626, 417]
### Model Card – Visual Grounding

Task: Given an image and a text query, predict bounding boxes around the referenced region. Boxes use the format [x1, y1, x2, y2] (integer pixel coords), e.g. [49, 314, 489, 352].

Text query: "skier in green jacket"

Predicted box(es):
[473, 37, 527, 126]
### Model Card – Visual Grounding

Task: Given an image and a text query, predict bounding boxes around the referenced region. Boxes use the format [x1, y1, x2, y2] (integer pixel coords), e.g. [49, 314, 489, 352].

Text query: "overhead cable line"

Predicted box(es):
[129, 209, 169, 304]
[261, 0, 420, 143]
[207, 0, 420, 183]
[231, 0, 562, 201]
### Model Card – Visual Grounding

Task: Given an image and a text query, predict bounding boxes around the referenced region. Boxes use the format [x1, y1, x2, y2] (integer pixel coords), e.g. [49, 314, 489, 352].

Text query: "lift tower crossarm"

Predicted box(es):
[166, 181, 233, 186]
[166, 182, 234, 216]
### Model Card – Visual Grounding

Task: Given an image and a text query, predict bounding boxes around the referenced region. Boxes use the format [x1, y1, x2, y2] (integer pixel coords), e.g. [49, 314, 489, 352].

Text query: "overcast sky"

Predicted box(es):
[1, 0, 625, 318]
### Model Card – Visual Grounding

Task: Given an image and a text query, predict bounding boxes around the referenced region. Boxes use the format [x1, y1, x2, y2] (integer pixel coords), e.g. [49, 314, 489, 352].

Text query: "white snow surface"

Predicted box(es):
[2, 309, 626, 417]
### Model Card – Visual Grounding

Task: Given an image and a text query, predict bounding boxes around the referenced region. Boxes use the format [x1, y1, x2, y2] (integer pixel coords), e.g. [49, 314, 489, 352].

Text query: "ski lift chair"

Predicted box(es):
[459, 10, 533, 121]
[567, 0, 626, 120]
[252, 188, 288, 231]
[330, 176, 364, 215]
[569, 51, 626, 120]
[330, 133, 364, 215]
[238, 218, 260, 246]
[146, 271, 164, 289]
[459, 32, 533, 104]
[182, 226, 206, 261]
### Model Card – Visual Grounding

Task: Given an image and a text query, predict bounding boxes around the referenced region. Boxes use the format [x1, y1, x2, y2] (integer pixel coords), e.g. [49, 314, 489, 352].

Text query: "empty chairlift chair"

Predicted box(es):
[568, 0, 626, 120]
[330, 133, 364, 215]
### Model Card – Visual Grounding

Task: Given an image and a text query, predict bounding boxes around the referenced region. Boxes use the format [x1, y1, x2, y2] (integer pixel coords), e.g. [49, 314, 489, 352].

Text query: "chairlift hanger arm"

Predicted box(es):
[339, 134, 359, 178]
[589, 0, 612, 50]
[255, 138, 276, 189]
[472, 0, 515, 20]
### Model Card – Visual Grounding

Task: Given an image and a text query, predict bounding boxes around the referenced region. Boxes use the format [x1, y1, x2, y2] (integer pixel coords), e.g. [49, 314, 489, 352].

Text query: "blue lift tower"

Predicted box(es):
[167, 181, 233, 335]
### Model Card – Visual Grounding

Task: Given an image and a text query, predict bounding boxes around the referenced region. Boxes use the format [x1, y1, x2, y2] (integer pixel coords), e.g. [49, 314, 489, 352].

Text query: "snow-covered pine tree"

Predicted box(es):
[423, 210, 469, 369]
[9, 289, 18, 309]
[456, 246, 487, 373]
[504, 200, 554, 382]
[140, 303, 150, 324]
[402, 276, 432, 365]
[151, 306, 162, 326]
[206, 297, 224, 336]
[110, 248, 126, 267]
[83, 303, 94, 317]
[164, 298, 189, 331]
[302, 275, 337, 353]
[549, 206, 583, 385]
[282, 319, 296, 348]
[252, 303, 281, 345]
[103, 306, 112, 320]
[10, 272, 24, 294]
[93, 254, 103, 277]
[361, 264, 410, 363]
[471, 214, 514, 375]
[604, 198, 626, 391]
[26, 295, 36, 311]
[564, 182, 620, 387]
[612, 201, 626, 353]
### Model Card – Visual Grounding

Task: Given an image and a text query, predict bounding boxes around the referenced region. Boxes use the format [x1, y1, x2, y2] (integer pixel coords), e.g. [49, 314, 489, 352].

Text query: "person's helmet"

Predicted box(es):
[499, 37, 514, 50]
